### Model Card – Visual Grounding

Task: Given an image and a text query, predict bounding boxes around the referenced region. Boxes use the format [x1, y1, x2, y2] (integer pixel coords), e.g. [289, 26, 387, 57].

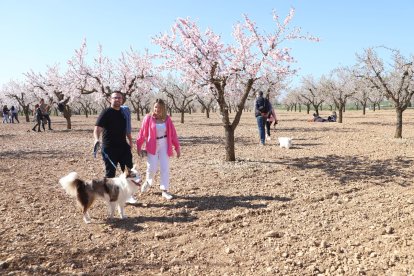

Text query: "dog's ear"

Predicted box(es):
[126, 167, 132, 177]
[121, 169, 128, 178]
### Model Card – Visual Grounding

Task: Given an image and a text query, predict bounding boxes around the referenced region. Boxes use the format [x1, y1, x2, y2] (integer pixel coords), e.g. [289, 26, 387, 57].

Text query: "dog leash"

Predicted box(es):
[93, 142, 118, 171]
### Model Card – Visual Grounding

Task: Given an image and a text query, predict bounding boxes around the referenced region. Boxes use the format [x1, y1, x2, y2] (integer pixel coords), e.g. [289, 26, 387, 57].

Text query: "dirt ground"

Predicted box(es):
[1, 109, 414, 276]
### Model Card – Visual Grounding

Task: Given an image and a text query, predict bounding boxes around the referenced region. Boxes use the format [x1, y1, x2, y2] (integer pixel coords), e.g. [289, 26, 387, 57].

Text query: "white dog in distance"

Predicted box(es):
[278, 137, 292, 149]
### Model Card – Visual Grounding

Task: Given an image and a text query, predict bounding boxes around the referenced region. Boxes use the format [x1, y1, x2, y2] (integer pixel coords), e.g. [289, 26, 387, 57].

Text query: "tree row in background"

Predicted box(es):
[1, 10, 413, 160]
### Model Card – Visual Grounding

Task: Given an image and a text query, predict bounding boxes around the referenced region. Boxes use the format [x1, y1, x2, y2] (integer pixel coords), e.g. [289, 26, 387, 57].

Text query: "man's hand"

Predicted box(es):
[176, 150, 181, 158]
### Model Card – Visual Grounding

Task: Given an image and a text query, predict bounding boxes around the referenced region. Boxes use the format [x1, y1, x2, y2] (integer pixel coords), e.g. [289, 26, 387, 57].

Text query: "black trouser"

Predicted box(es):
[33, 117, 45, 131]
[11, 113, 19, 123]
[101, 144, 133, 178]
[43, 114, 52, 129]
[265, 121, 271, 136]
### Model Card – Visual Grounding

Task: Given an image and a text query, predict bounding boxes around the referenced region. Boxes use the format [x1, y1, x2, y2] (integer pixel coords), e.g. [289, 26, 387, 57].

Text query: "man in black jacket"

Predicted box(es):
[254, 91, 270, 145]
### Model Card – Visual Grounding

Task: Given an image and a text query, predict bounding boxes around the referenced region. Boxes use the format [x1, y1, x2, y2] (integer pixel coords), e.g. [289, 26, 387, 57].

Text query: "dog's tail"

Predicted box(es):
[59, 172, 80, 198]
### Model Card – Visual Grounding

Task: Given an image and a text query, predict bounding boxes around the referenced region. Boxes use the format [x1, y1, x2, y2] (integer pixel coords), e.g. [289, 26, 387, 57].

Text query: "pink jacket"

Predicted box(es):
[136, 114, 180, 157]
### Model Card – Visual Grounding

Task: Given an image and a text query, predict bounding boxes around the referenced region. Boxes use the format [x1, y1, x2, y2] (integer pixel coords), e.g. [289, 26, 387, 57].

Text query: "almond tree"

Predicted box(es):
[351, 77, 373, 115]
[323, 68, 357, 123]
[368, 87, 384, 111]
[128, 81, 153, 121]
[283, 88, 305, 112]
[196, 86, 215, 118]
[158, 75, 196, 123]
[77, 93, 97, 117]
[68, 41, 154, 105]
[357, 47, 414, 138]
[25, 65, 77, 129]
[2, 80, 36, 122]
[300, 75, 325, 115]
[251, 71, 287, 103]
[153, 9, 317, 160]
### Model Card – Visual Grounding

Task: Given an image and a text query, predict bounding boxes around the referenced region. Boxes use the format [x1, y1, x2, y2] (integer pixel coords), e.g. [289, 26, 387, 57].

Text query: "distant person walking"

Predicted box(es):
[254, 91, 270, 145]
[10, 106, 20, 123]
[136, 98, 181, 200]
[2, 105, 10, 123]
[39, 99, 52, 130]
[32, 104, 45, 132]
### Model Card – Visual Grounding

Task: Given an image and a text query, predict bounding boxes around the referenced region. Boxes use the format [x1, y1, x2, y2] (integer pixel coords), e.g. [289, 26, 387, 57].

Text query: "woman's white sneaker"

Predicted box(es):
[162, 191, 173, 200]
[126, 196, 138, 204]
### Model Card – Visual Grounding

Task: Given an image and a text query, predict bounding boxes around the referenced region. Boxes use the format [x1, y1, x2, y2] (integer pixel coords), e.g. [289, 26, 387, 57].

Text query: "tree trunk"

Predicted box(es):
[224, 125, 235, 161]
[23, 105, 30, 122]
[180, 110, 185, 123]
[136, 107, 141, 121]
[395, 109, 403, 138]
[362, 103, 366, 115]
[338, 103, 343, 123]
[206, 108, 210, 118]
[63, 106, 72, 130]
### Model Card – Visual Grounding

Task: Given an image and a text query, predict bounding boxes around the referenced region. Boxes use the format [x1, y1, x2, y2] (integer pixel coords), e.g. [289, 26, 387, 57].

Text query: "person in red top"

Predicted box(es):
[136, 98, 181, 200]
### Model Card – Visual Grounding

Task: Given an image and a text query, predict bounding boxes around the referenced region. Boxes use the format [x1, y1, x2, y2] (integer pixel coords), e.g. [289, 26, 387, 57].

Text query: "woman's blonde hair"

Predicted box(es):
[152, 98, 167, 121]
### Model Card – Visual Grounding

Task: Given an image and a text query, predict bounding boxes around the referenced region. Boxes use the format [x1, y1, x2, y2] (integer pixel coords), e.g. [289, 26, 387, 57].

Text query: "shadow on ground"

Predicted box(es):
[272, 155, 414, 186]
[148, 194, 291, 211]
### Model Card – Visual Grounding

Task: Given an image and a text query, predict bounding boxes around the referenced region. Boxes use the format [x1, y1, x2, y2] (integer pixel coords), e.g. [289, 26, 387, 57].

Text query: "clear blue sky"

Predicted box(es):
[0, 0, 412, 86]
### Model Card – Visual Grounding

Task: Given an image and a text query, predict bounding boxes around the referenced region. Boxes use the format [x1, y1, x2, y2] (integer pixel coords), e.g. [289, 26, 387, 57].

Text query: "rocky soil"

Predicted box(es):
[1, 109, 414, 276]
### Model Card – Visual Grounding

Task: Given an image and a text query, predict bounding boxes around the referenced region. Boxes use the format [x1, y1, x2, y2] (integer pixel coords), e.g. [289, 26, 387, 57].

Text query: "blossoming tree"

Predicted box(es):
[2, 80, 36, 122]
[25, 65, 77, 129]
[356, 47, 414, 138]
[68, 40, 154, 104]
[153, 9, 317, 161]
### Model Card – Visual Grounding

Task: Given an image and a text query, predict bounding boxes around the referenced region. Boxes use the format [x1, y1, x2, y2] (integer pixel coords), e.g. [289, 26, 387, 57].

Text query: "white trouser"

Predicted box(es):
[146, 137, 170, 190]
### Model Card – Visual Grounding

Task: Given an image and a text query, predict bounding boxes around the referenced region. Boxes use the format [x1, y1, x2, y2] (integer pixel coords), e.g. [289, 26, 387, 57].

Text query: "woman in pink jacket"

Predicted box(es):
[136, 99, 181, 200]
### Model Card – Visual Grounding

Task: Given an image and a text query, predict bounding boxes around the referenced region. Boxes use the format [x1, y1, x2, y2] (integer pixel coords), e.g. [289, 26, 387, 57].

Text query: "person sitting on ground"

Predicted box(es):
[312, 113, 326, 122]
[327, 111, 337, 122]
[309, 112, 337, 123]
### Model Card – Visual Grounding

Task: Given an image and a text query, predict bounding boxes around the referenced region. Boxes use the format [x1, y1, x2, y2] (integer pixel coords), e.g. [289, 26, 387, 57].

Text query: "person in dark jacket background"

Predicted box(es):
[254, 91, 270, 145]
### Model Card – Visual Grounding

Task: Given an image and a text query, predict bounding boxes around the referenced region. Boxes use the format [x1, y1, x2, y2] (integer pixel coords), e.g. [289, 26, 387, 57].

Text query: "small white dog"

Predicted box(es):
[278, 137, 293, 149]
[59, 166, 141, 223]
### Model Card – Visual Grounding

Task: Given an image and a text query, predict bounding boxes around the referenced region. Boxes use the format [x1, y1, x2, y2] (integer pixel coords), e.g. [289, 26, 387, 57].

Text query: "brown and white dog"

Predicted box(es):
[59, 166, 141, 223]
